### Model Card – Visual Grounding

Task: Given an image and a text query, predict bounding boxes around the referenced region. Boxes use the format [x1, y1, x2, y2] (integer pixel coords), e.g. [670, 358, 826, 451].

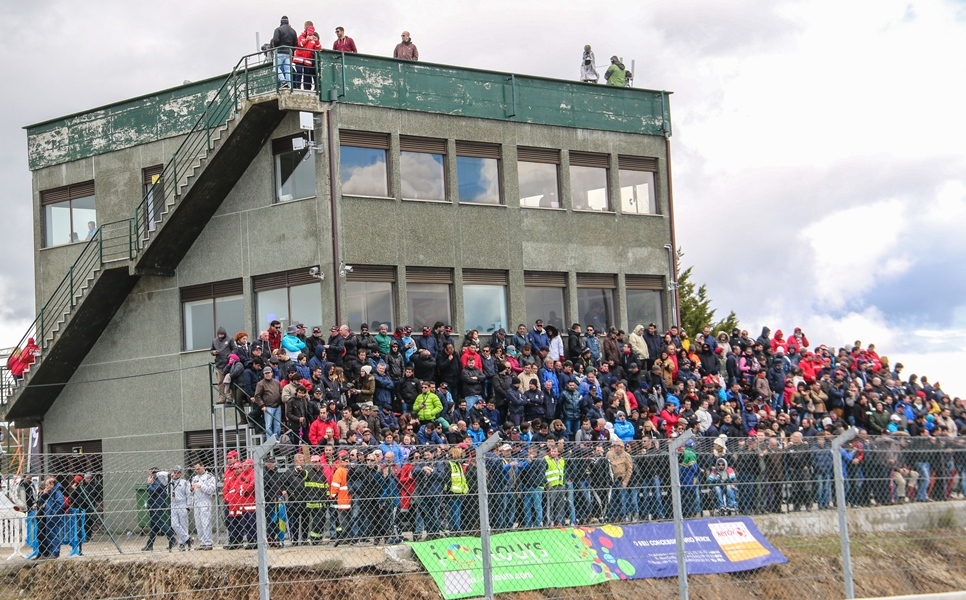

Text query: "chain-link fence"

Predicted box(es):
[1, 432, 965, 599]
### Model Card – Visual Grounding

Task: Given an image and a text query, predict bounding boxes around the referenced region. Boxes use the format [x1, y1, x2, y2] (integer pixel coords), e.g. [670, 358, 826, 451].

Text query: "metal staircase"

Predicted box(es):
[3, 52, 289, 425]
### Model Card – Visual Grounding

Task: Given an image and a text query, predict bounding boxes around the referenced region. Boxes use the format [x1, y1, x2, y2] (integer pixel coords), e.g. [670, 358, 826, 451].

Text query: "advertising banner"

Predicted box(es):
[408, 517, 786, 599]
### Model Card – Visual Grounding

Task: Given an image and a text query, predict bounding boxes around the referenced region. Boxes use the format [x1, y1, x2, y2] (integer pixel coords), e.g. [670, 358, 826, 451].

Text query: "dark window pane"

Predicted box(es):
[346, 281, 395, 330]
[626, 289, 663, 332]
[577, 288, 614, 331]
[407, 283, 452, 330]
[525, 287, 565, 331]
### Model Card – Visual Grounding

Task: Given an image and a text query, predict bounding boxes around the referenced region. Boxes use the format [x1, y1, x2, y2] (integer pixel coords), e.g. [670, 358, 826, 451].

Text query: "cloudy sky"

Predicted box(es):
[1, 0, 964, 395]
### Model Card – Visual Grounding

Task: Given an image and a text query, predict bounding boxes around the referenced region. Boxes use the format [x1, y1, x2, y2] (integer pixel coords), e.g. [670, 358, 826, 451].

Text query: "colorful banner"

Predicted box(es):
[408, 517, 786, 599]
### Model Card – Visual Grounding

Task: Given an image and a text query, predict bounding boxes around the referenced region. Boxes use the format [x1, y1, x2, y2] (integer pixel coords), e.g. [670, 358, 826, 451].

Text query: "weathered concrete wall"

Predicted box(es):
[753, 501, 966, 538]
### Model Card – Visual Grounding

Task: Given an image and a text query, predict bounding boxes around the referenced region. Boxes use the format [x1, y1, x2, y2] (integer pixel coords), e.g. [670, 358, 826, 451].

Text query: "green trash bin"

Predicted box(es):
[135, 484, 149, 529]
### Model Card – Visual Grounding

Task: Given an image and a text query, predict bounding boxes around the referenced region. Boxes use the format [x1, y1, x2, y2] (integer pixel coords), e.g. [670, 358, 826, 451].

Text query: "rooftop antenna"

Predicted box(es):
[255, 32, 260, 52]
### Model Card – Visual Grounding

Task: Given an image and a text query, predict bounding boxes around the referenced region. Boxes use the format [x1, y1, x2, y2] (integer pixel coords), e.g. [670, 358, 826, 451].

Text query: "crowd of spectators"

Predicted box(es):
[203, 318, 966, 545]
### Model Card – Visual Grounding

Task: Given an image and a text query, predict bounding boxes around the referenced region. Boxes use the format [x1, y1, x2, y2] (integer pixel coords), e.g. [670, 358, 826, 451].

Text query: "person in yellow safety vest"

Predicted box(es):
[544, 444, 567, 526]
[305, 455, 330, 543]
[331, 450, 352, 546]
[447, 446, 468, 534]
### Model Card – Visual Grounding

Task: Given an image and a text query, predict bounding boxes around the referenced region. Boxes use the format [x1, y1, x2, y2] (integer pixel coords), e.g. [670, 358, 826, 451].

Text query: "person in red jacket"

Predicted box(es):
[308, 407, 340, 446]
[294, 23, 321, 90]
[771, 330, 789, 355]
[333, 26, 357, 53]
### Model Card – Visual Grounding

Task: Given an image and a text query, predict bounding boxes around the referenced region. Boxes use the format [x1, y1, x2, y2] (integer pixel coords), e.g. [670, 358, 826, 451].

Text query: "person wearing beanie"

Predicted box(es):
[271, 15, 298, 89]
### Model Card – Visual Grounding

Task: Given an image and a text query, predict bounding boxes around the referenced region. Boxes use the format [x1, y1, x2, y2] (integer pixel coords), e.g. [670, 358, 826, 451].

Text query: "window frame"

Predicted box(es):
[523, 271, 568, 331]
[406, 267, 454, 330]
[399, 135, 447, 202]
[345, 265, 398, 331]
[575, 273, 617, 331]
[273, 133, 317, 203]
[455, 140, 503, 205]
[462, 269, 509, 334]
[40, 181, 96, 248]
[569, 152, 611, 212]
[618, 155, 659, 215]
[252, 268, 323, 333]
[517, 147, 561, 209]
[180, 279, 245, 352]
[339, 130, 391, 199]
[142, 164, 163, 232]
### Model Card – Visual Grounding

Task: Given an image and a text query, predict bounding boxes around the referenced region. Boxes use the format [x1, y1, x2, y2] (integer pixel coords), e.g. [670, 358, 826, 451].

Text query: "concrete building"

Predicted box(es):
[4, 50, 675, 455]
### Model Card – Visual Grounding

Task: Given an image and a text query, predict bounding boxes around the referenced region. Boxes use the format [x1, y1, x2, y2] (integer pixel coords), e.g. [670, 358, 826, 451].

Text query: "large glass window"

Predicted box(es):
[570, 152, 610, 211]
[273, 134, 316, 202]
[576, 274, 616, 331]
[407, 284, 452, 330]
[463, 285, 507, 334]
[255, 276, 322, 334]
[400, 136, 446, 201]
[456, 141, 501, 204]
[41, 182, 96, 247]
[525, 287, 565, 331]
[340, 131, 390, 198]
[518, 147, 560, 208]
[619, 169, 655, 215]
[181, 280, 245, 351]
[626, 289, 664, 331]
[346, 281, 395, 330]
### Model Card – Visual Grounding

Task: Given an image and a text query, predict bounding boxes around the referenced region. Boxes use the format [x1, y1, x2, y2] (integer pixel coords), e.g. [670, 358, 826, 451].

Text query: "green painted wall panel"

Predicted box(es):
[27, 52, 670, 171]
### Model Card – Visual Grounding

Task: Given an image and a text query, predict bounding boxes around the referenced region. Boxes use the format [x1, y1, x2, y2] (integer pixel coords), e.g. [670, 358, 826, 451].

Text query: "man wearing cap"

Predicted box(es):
[191, 463, 216, 550]
[170, 466, 193, 550]
[357, 323, 380, 357]
[254, 366, 283, 438]
[210, 327, 234, 382]
[527, 320, 549, 356]
[305, 455, 330, 544]
[331, 451, 352, 546]
[282, 324, 307, 358]
[271, 16, 297, 89]
[142, 468, 176, 552]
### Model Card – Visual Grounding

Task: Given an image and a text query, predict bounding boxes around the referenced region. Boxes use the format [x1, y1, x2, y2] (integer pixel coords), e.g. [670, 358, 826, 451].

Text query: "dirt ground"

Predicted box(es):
[3, 530, 965, 599]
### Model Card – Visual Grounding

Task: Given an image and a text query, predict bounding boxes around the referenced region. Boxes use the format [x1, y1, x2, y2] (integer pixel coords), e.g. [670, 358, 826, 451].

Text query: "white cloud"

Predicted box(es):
[798, 199, 910, 309]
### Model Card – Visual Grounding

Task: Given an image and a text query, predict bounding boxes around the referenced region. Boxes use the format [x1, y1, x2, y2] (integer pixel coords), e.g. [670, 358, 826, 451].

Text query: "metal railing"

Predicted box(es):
[4, 51, 283, 404]
[4, 219, 136, 390]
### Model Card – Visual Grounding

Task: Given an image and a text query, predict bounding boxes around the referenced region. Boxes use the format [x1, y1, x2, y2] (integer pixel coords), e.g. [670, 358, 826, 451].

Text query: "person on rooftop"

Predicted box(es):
[580, 45, 599, 83]
[333, 26, 358, 53]
[394, 31, 419, 61]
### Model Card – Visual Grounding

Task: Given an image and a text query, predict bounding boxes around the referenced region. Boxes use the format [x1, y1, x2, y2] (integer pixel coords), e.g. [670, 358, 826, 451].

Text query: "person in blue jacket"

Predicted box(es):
[613, 411, 635, 442]
[36, 476, 64, 559]
[281, 325, 307, 358]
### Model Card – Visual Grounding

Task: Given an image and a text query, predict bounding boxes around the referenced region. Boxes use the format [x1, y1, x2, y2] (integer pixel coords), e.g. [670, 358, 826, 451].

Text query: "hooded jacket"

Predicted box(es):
[211, 327, 233, 370]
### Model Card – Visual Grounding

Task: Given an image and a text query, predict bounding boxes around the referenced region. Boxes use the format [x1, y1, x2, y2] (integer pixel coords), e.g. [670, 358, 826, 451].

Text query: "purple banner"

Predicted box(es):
[580, 516, 787, 579]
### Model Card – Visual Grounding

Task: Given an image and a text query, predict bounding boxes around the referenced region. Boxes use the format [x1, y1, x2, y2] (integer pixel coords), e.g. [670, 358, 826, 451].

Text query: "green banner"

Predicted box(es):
[408, 528, 610, 599]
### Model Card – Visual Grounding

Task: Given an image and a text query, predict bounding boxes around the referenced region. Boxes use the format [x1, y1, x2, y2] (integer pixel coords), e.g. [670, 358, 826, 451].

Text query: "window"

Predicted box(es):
[619, 155, 658, 215]
[456, 141, 501, 204]
[517, 147, 560, 208]
[253, 269, 323, 334]
[181, 279, 245, 351]
[346, 266, 396, 330]
[576, 273, 616, 331]
[47, 441, 103, 495]
[41, 181, 96, 247]
[524, 271, 567, 331]
[570, 152, 610, 211]
[463, 270, 508, 334]
[340, 131, 389, 197]
[185, 430, 241, 471]
[626, 275, 665, 331]
[406, 267, 453, 330]
[400, 136, 446, 201]
[273, 134, 316, 202]
[143, 165, 163, 232]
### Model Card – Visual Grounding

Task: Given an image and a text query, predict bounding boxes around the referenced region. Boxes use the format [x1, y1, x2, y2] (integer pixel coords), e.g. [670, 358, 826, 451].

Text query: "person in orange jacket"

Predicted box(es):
[330, 451, 352, 546]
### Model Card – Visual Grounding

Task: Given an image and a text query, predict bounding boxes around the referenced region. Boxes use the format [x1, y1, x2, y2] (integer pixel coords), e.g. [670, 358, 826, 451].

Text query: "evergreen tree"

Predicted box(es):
[675, 249, 740, 337]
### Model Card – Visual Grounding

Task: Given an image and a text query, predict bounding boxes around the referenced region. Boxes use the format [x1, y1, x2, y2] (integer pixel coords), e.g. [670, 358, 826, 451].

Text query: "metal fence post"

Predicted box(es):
[476, 433, 503, 600]
[251, 436, 279, 600]
[832, 427, 859, 599]
[669, 431, 694, 600]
